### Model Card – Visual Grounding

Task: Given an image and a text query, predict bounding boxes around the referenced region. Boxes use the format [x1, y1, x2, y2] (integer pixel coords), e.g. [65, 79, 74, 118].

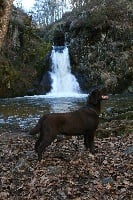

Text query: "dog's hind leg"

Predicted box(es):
[35, 137, 41, 153]
[34, 129, 45, 153]
[36, 134, 57, 161]
[30, 115, 47, 135]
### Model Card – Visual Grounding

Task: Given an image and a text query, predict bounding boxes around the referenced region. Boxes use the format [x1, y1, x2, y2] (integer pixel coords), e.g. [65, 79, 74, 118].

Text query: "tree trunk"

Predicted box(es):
[0, 0, 14, 49]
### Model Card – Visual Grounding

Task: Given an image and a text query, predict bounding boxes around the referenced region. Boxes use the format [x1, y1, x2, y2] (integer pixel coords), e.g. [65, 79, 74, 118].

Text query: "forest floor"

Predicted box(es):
[0, 119, 133, 200]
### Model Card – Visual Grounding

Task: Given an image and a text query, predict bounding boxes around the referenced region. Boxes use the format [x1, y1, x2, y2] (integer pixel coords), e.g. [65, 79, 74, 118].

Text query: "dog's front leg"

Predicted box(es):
[84, 133, 89, 149]
[84, 132, 95, 154]
[88, 132, 95, 154]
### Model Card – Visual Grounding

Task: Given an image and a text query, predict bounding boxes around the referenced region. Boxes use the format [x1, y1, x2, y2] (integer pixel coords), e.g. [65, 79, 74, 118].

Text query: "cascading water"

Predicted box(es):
[48, 46, 81, 97]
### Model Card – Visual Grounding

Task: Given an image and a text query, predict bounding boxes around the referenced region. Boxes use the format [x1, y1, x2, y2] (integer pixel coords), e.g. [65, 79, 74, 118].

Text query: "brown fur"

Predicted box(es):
[30, 88, 108, 161]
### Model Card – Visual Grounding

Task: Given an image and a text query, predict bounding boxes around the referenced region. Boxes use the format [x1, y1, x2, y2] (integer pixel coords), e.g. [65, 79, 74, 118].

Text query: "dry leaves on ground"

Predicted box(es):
[0, 132, 132, 200]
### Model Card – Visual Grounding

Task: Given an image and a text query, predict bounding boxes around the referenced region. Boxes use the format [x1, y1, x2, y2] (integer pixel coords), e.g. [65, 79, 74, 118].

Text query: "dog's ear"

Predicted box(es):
[99, 86, 106, 94]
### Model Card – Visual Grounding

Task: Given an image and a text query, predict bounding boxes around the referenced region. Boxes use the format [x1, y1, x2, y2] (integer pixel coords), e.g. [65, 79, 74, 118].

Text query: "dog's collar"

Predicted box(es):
[88, 107, 98, 115]
[83, 106, 98, 115]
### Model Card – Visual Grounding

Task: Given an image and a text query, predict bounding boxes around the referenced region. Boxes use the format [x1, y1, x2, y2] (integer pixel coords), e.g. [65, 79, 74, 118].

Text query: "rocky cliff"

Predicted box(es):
[44, 0, 133, 94]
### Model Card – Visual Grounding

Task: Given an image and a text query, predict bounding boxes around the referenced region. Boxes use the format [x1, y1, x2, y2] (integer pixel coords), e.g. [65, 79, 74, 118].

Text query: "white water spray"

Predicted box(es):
[48, 46, 81, 97]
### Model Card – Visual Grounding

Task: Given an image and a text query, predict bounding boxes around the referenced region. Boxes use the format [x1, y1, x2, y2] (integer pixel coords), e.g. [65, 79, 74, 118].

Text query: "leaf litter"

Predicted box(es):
[0, 130, 132, 200]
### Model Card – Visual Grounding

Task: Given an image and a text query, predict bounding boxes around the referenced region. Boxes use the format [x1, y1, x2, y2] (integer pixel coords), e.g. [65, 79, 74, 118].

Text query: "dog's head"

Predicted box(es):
[87, 87, 109, 106]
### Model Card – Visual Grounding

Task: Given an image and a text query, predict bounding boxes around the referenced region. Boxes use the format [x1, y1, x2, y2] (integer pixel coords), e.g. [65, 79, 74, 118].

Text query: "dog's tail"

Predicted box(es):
[29, 115, 47, 135]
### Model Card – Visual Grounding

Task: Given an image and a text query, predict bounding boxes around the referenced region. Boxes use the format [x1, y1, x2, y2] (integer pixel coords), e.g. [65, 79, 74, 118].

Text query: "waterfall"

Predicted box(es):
[47, 46, 81, 97]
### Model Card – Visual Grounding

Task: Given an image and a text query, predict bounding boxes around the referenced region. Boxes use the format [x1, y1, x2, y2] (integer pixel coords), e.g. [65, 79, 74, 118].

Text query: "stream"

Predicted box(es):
[0, 94, 132, 133]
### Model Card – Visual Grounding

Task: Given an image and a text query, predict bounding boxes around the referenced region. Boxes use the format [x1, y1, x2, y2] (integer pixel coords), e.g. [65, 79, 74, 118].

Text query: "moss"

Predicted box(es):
[85, 11, 107, 28]
[0, 61, 18, 97]
[0, 64, 15, 87]
[1, 7, 52, 97]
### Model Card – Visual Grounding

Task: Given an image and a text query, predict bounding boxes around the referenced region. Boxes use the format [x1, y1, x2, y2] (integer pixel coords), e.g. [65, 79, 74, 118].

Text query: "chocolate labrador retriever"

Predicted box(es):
[30, 88, 108, 161]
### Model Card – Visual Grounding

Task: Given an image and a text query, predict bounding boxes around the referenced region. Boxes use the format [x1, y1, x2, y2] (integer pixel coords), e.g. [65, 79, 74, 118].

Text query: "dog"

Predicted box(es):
[30, 87, 108, 161]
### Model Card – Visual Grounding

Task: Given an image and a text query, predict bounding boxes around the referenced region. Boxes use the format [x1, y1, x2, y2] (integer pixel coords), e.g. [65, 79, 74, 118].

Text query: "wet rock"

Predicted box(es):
[40, 71, 52, 93]
[125, 146, 133, 154]
[47, 166, 62, 175]
[12, 158, 30, 172]
[102, 177, 114, 184]
[53, 30, 65, 46]
[128, 85, 133, 93]
[106, 107, 115, 114]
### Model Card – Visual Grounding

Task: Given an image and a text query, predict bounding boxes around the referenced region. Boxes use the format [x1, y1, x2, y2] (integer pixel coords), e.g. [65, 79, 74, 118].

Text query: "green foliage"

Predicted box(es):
[0, 64, 17, 89]
[0, 7, 52, 97]
[19, 26, 51, 78]
[34, 41, 51, 74]
[85, 11, 107, 28]
[20, 26, 51, 64]
[0, 60, 20, 97]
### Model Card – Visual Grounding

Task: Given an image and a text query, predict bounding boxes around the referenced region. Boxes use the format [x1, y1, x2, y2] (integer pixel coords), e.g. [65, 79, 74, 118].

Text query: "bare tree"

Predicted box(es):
[32, 0, 68, 27]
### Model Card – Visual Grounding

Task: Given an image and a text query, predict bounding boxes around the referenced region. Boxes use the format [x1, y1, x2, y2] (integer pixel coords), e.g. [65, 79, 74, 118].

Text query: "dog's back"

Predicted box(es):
[30, 107, 99, 136]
